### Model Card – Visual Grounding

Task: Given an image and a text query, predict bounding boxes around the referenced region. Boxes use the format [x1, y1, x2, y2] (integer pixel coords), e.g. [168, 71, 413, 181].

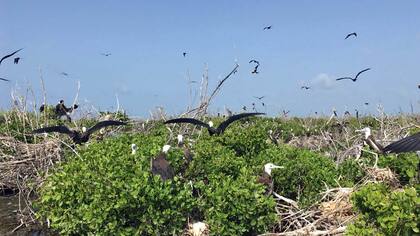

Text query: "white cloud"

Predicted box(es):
[311, 73, 336, 90]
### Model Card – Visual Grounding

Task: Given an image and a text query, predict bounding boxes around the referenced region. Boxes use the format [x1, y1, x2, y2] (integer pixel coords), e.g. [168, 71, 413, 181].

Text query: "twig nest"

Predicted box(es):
[365, 166, 400, 187]
[187, 222, 209, 236]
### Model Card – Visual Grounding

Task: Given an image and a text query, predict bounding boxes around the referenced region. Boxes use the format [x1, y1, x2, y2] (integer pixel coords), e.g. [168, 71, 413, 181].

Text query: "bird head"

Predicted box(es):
[264, 163, 284, 176]
[59, 100, 64, 104]
[82, 127, 87, 133]
[177, 134, 183, 145]
[208, 121, 214, 127]
[162, 144, 171, 153]
[356, 127, 371, 139]
[131, 143, 138, 155]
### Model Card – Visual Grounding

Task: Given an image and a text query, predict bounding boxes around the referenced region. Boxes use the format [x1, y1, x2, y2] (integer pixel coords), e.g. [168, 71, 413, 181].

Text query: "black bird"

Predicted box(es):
[282, 110, 290, 117]
[417, 84, 420, 89]
[61, 72, 69, 77]
[382, 132, 420, 154]
[0, 78, 10, 82]
[164, 112, 265, 136]
[55, 100, 79, 121]
[101, 53, 111, 56]
[364, 102, 369, 106]
[183, 52, 187, 57]
[14, 57, 20, 64]
[253, 96, 265, 100]
[251, 65, 259, 74]
[39, 104, 45, 113]
[345, 32, 357, 39]
[0, 48, 23, 65]
[242, 106, 247, 111]
[336, 68, 371, 82]
[151, 145, 175, 181]
[32, 120, 126, 144]
[263, 25, 272, 30]
[301, 86, 311, 90]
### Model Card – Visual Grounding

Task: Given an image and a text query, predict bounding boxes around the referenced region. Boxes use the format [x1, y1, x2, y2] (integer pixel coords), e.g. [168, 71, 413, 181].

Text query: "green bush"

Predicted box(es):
[378, 152, 419, 185]
[337, 159, 366, 187]
[347, 183, 419, 235]
[199, 169, 277, 235]
[37, 133, 197, 235]
[254, 146, 338, 207]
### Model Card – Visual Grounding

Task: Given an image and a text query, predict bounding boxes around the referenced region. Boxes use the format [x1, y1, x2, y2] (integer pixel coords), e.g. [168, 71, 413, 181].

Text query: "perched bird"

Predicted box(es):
[32, 120, 126, 144]
[183, 52, 187, 57]
[164, 112, 265, 136]
[282, 110, 290, 117]
[0, 78, 10, 82]
[356, 127, 384, 153]
[263, 25, 272, 30]
[0, 48, 23, 65]
[345, 32, 357, 39]
[14, 57, 20, 64]
[355, 109, 359, 120]
[177, 134, 194, 174]
[257, 163, 283, 195]
[55, 100, 79, 121]
[336, 68, 371, 82]
[151, 145, 175, 181]
[131, 143, 138, 155]
[39, 104, 45, 113]
[101, 53, 111, 56]
[301, 86, 311, 90]
[382, 131, 420, 154]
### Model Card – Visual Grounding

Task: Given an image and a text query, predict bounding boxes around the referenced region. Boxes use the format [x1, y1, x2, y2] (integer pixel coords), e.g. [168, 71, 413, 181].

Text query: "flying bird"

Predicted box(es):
[0, 78, 10, 82]
[101, 53, 111, 56]
[14, 57, 20, 64]
[249, 60, 260, 65]
[151, 145, 175, 181]
[32, 120, 126, 144]
[263, 25, 272, 30]
[183, 52, 187, 57]
[257, 163, 283, 195]
[55, 100, 78, 121]
[0, 48, 23, 65]
[345, 32, 357, 39]
[60, 72, 69, 77]
[164, 112, 265, 136]
[253, 96, 265, 100]
[336, 68, 371, 82]
[251, 65, 259, 74]
[301, 86, 311, 90]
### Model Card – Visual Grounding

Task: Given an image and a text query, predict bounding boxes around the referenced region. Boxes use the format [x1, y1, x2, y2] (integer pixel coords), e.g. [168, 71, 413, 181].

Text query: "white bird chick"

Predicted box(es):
[162, 144, 171, 153]
[264, 163, 284, 176]
[82, 127, 87, 133]
[356, 127, 371, 139]
[177, 134, 183, 145]
[208, 121, 214, 127]
[188, 222, 209, 236]
[131, 144, 138, 155]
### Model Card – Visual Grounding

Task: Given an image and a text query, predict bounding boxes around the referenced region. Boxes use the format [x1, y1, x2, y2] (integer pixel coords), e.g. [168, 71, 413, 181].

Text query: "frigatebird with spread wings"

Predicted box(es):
[336, 68, 371, 82]
[0, 48, 23, 65]
[164, 112, 265, 135]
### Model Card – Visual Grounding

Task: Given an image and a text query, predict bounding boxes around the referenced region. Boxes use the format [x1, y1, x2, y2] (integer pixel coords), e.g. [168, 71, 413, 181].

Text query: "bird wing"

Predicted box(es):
[218, 112, 265, 132]
[152, 154, 175, 180]
[249, 60, 259, 64]
[164, 118, 210, 129]
[33, 125, 74, 135]
[86, 120, 127, 135]
[336, 77, 353, 81]
[0, 78, 10, 82]
[383, 132, 420, 153]
[0, 48, 23, 64]
[354, 68, 371, 80]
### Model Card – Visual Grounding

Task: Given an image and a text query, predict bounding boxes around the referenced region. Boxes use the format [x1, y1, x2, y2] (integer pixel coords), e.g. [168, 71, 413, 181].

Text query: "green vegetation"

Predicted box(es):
[1, 109, 419, 235]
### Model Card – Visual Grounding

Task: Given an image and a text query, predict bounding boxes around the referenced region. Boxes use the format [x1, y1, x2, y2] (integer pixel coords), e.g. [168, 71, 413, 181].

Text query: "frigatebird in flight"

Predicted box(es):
[301, 86, 311, 90]
[345, 32, 357, 39]
[0, 78, 10, 82]
[336, 68, 371, 82]
[183, 52, 187, 57]
[253, 96, 265, 100]
[32, 120, 126, 144]
[61, 72, 69, 77]
[263, 25, 272, 30]
[101, 53, 111, 56]
[14, 57, 20, 64]
[249, 60, 260, 74]
[0, 48, 23, 65]
[164, 112, 265, 136]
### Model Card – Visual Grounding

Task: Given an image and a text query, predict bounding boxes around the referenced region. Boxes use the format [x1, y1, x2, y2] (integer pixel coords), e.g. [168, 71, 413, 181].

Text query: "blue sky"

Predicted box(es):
[1, 1, 420, 117]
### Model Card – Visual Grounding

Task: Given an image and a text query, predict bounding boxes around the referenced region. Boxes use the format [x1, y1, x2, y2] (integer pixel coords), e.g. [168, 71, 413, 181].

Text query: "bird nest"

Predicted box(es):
[0, 135, 63, 226]
[364, 166, 400, 187]
[263, 188, 356, 236]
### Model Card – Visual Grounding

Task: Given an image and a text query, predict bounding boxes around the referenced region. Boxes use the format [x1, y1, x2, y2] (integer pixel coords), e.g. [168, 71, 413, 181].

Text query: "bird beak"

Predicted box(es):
[272, 165, 284, 169]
